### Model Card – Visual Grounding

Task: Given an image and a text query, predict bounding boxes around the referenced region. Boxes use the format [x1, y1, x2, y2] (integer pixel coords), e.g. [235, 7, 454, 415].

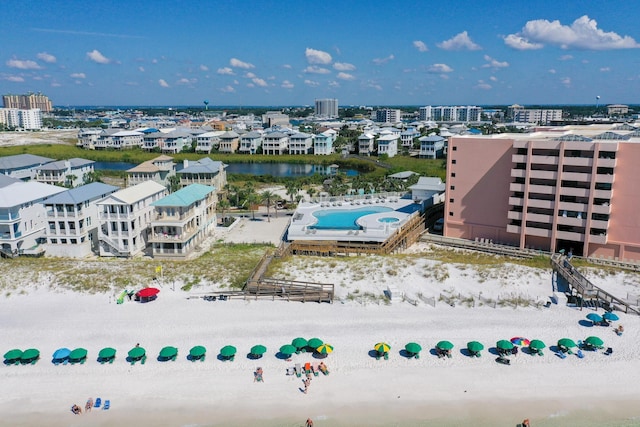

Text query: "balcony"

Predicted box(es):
[512, 154, 527, 163]
[509, 183, 525, 192]
[589, 233, 607, 245]
[508, 197, 524, 207]
[596, 174, 614, 184]
[506, 224, 521, 234]
[590, 219, 609, 229]
[149, 227, 198, 243]
[555, 230, 585, 242]
[526, 213, 552, 224]
[527, 199, 555, 210]
[510, 169, 526, 178]
[563, 157, 593, 167]
[591, 203, 611, 215]
[597, 158, 616, 168]
[557, 216, 586, 227]
[558, 201, 588, 212]
[530, 155, 559, 165]
[100, 211, 135, 220]
[593, 189, 612, 199]
[529, 170, 558, 180]
[528, 184, 555, 195]
[560, 187, 589, 198]
[562, 172, 591, 182]
[524, 227, 552, 238]
[507, 211, 523, 221]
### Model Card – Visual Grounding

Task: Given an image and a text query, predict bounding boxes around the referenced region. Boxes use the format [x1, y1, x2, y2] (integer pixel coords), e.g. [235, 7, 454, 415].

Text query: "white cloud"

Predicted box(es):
[36, 52, 57, 63]
[152, 58, 158, 64]
[220, 85, 235, 93]
[600, 67, 611, 72]
[548, 69, 557, 74]
[252, 77, 268, 87]
[305, 48, 332, 65]
[70, 72, 86, 78]
[233, 80, 239, 85]
[489, 76, 498, 82]
[86, 49, 111, 64]
[505, 15, 640, 50]
[125, 81, 139, 86]
[158, 79, 169, 88]
[372, 54, 394, 65]
[329, 80, 340, 88]
[561, 77, 571, 86]
[475, 80, 492, 90]
[581, 59, 589, 64]
[304, 79, 320, 87]
[413, 40, 428, 52]
[246, 83, 255, 88]
[437, 31, 481, 50]
[138, 66, 145, 72]
[282, 64, 292, 69]
[482, 55, 509, 69]
[176, 78, 196, 85]
[245, 72, 257, 78]
[336, 72, 355, 80]
[199, 65, 209, 71]
[503, 34, 543, 50]
[427, 63, 453, 73]
[217, 67, 235, 75]
[281, 80, 294, 89]
[366, 81, 383, 91]
[6, 59, 42, 70]
[304, 66, 331, 74]
[230, 58, 255, 69]
[333, 62, 356, 71]
[4, 75, 25, 82]
[559, 55, 573, 61]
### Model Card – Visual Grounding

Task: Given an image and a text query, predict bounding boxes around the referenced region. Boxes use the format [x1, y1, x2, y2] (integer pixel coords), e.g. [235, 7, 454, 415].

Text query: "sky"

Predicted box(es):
[1, 0, 640, 107]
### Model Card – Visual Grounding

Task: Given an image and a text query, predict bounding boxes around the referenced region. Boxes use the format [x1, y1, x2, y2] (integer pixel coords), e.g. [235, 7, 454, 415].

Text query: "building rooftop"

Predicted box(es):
[35, 158, 94, 171]
[181, 157, 226, 175]
[0, 181, 66, 208]
[151, 184, 215, 207]
[99, 181, 166, 205]
[0, 154, 54, 171]
[409, 177, 446, 192]
[0, 174, 20, 188]
[44, 182, 119, 205]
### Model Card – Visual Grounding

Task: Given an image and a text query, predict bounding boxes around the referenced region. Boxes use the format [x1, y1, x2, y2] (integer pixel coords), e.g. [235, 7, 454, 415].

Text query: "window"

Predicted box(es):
[451, 172, 456, 178]
[449, 198, 454, 203]
[451, 159, 457, 164]
[452, 146, 457, 151]
[449, 211, 454, 216]
[450, 185, 455, 190]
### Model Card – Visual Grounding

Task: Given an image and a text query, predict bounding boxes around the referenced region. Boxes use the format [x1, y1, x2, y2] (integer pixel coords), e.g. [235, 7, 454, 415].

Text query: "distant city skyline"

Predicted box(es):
[1, 0, 640, 106]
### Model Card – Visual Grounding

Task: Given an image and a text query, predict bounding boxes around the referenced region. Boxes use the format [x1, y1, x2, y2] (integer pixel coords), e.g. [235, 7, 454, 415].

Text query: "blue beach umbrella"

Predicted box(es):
[53, 348, 71, 360]
[603, 312, 619, 321]
[586, 313, 602, 323]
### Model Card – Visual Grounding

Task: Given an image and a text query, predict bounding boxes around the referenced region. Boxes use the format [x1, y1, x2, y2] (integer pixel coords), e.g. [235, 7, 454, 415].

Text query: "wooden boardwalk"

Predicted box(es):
[550, 254, 640, 315]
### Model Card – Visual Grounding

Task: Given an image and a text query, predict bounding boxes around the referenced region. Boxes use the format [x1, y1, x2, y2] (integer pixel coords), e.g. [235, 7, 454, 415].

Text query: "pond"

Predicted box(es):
[93, 161, 359, 177]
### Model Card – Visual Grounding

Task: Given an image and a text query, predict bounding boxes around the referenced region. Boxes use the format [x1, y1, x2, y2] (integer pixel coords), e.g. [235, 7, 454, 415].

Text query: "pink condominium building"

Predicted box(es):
[445, 124, 640, 262]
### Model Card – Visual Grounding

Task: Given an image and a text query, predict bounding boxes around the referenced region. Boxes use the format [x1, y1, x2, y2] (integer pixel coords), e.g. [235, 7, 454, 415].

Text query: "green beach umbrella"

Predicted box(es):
[159, 346, 178, 359]
[292, 337, 308, 349]
[436, 341, 454, 351]
[250, 345, 267, 355]
[3, 349, 22, 361]
[20, 348, 40, 362]
[307, 338, 324, 349]
[128, 346, 146, 359]
[280, 344, 296, 355]
[374, 342, 391, 353]
[220, 345, 237, 357]
[189, 346, 206, 358]
[558, 338, 577, 348]
[496, 340, 514, 351]
[467, 341, 484, 353]
[69, 348, 88, 361]
[585, 336, 604, 347]
[405, 342, 422, 354]
[529, 340, 546, 351]
[98, 347, 116, 360]
[316, 344, 334, 355]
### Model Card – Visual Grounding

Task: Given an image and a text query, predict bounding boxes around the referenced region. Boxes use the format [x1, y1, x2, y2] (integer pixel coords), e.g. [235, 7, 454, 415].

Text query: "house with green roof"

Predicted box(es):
[149, 184, 217, 259]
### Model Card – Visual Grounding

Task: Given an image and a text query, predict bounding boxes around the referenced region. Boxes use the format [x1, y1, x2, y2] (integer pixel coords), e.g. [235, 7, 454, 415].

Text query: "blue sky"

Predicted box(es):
[2, 0, 640, 107]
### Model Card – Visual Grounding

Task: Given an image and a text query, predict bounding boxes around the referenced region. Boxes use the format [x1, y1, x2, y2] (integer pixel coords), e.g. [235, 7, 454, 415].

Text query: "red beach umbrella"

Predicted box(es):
[137, 287, 160, 298]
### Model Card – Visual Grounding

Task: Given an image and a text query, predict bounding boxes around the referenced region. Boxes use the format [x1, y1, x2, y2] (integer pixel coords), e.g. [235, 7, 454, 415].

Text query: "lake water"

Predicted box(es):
[93, 161, 359, 177]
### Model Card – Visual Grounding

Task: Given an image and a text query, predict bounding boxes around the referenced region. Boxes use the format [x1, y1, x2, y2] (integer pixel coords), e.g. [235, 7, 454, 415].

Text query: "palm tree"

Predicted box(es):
[218, 199, 230, 224]
[285, 181, 300, 203]
[66, 174, 77, 188]
[307, 186, 317, 201]
[246, 192, 262, 221]
[261, 190, 276, 222]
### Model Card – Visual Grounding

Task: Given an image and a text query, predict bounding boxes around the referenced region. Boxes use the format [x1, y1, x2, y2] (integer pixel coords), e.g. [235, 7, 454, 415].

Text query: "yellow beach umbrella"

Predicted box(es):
[316, 344, 334, 355]
[374, 342, 390, 353]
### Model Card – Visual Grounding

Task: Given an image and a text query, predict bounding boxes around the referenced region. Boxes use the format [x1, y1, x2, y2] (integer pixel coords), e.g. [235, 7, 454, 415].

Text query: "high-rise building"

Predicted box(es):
[444, 124, 640, 261]
[0, 108, 42, 130]
[420, 106, 482, 122]
[314, 98, 338, 118]
[375, 109, 401, 123]
[2, 93, 52, 112]
[507, 104, 562, 124]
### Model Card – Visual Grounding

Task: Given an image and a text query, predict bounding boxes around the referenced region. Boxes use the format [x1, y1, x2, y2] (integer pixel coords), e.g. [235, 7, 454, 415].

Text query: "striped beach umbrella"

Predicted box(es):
[374, 342, 390, 353]
[316, 344, 334, 355]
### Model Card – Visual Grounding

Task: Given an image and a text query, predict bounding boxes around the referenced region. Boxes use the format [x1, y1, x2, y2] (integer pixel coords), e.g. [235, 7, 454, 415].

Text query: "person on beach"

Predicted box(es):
[303, 378, 311, 394]
[306, 418, 314, 427]
[522, 418, 530, 427]
[85, 398, 93, 412]
[512, 346, 518, 356]
[254, 367, 264, 382]
[71, 404, 82, 415]
[615, 325, 624, 336]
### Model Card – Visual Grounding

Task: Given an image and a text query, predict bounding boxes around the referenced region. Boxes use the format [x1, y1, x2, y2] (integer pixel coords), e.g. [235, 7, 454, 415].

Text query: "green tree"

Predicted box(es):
[246, 192, 262, 221]
[167, 174, 181, 193]
[65, 174, 77, 188]
[261, 190, 277, 222]
[83, 171, 103, 184]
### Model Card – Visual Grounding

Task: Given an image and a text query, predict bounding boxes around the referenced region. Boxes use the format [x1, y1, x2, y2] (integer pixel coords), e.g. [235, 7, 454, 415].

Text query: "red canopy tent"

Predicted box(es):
[136, 287, 160, 302]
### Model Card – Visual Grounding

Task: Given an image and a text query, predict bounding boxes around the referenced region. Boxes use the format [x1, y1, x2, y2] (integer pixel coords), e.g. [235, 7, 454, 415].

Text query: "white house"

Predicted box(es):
[0, 181, 66, 256]
[195, 131, 224, 153]
[358, 133, 375, 156]
[313, 132, 334, 155]
[77, 128, 103, 149]
[0, 154, 54, 181]
[262, 132, 289, 155]
[162, 129, 193, 154]
[408, 177, 446, 206]
[149, 184, 217, 259]
[377, 134, 399, 158]
[218, 131, 240, 153]
[400, 127, 420, 148]
[126, 155, 176, 188]
[44, 182, 119, 258]
[179, 158, 227, 194]
[238, 131, 263, 154]
[35, 158, 95, 187]
[288, 132, 314, 155]
[97, 181, 168, 257]
[419, 135, 445, 159]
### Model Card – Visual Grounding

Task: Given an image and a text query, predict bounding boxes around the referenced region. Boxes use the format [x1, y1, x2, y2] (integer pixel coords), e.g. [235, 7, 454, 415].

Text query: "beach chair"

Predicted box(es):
[384, 352, 389, 360]
[286, 367, 295, 376]
[495, 356, 510, 365]
[311, 364, 319, 377]
[577, 350, 584, 359]
[604, 347, 613, 356]
[94, 398, 101, 409]
[103, 400, 110, 410]
[556, 352, 567, 359]
[295, 363, 302, 378]
[304, 362, 312, 376]
[141, 355, 147, 365]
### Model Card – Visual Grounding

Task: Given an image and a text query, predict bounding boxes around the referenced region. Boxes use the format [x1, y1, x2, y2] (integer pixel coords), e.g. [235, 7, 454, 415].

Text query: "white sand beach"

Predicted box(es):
[1, 214, 640, 427]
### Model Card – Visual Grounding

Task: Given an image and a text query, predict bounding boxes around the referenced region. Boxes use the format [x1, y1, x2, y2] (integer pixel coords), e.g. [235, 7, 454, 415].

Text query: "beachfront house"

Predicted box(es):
[110, 130, 144, 150]
[419, 135, 445, 159]
[195, 131, 224, 153]
[377, 134, 399, 158]
[262, 132, 289, 155]
[163, 129, 193, 154]
[35, 158, 95, 187]
[238, 131, 263, 154]
[0, 181, 65, 256]
[149, 184, 217, 259]
[358, 133, 375, 156]
[0, 154, 54, 181]
[313, 132, 334, 155]
[77, 128, 103, 149]
[178, 158, 227, 195]
[44, 182, 119, 258]
[400, 127, 420, 148]
[288, 132, 314, 155]
[408, 177, 446, 206]
[142, 131, 166, 151]
[126, 155, 176, 188]
[218, 131, 240, 153]
[97, 181, 168, 257]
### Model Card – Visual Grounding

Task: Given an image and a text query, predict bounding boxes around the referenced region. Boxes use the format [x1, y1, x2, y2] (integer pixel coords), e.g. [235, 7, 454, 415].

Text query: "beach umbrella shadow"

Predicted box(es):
[247, 352, 263, 360]
[399, 349, 413, 358]
[578, 319, 595, 327]
[367, 350, 380, 359]
[428, 348, 440, 357]
[488, 347, 500, 356]
[460, 348, 473, 357]
[275, 352, 292, 360]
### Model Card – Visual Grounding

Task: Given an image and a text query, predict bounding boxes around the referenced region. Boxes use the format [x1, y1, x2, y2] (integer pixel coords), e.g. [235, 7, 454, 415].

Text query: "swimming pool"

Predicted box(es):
[309, 207, 393, 230]
[378, 217, 400, 223]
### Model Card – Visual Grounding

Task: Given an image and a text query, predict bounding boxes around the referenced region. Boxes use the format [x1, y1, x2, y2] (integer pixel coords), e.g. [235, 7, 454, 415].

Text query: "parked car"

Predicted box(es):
[432, 218, 444, 232]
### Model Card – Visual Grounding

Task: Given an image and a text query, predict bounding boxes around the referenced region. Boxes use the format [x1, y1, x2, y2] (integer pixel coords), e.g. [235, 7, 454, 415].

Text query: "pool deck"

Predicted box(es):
[287, 196, 420, 242]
